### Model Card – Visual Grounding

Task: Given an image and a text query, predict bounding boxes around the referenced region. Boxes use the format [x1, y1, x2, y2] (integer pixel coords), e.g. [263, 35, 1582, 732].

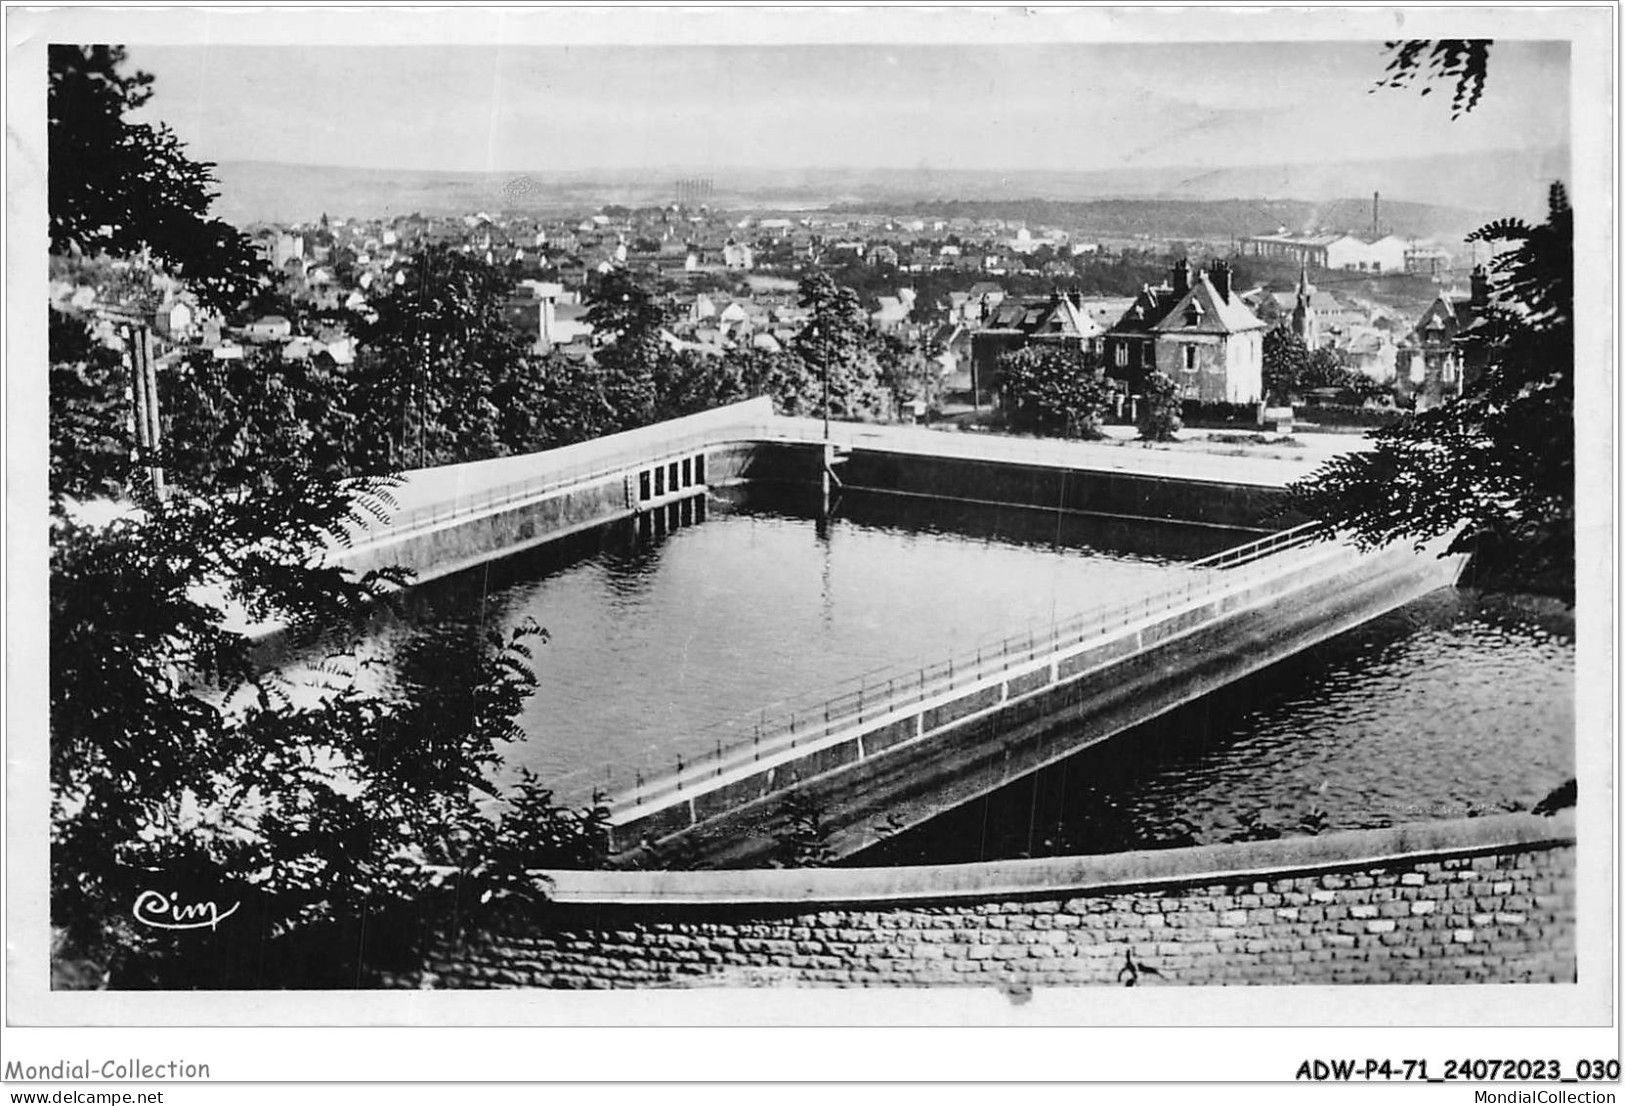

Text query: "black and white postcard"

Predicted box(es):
[3, 2, 1615, 1088]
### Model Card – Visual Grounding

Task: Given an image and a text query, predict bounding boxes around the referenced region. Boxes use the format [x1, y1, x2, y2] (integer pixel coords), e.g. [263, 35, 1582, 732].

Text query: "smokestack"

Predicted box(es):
[1372, 191, 1380, 239]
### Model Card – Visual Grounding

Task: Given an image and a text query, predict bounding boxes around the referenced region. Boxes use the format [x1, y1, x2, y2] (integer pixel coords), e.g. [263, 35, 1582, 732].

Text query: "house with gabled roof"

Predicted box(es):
[932, 322, 977, 395]
[1397, 265, 1491, 409]
[871, 294, 912, 333]
[1105, 260, 1265, 403]
[1104, 281, 1180, 381]
[967, 292, 1106, 403]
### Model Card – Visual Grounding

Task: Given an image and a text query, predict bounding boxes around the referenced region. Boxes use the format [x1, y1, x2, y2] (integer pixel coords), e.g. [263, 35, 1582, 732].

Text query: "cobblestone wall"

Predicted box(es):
[386, 814, 1575, 989]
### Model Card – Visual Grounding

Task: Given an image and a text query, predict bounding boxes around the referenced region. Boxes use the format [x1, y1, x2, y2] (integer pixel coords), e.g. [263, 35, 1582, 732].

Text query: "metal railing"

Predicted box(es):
[602, 526, 1354, 820]
[1189, 521, 1323, 570]
[337, 426, 767, 550]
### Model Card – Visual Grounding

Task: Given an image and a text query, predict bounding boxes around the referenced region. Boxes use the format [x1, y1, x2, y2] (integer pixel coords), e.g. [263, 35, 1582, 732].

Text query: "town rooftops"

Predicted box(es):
[1109, 283, 1180, 335]
[980, 294, 1104, 340]
[1110, 260, 1262, 337]
[1270, 289, 1349, 315]
[1243, 230, 1358, 247]
[1151, 275, 1265, 336]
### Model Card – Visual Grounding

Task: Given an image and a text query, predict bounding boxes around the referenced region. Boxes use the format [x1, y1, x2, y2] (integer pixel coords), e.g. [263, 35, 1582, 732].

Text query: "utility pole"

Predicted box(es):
[107, 308, 166, 500]
[819, 324, 832, 505]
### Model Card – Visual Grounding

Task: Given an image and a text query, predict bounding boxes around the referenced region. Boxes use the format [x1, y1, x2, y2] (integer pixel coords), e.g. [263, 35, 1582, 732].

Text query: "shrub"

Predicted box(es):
[1179, 400, 1260, 428]
[1138, 371, 1182, 442]
[1293, 404, 1406, 429]
[996, 345, 1110, 440]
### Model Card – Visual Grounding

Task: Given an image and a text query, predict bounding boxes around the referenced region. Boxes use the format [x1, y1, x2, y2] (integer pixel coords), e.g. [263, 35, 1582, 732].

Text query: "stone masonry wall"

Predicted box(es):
[385, 813, 1575, 989]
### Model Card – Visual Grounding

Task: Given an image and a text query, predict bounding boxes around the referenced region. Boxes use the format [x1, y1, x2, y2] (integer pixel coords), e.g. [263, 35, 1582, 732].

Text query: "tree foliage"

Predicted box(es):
[1374, 40, 1493, 120]
[49, 308, 132, 506]
[47, 56, 611, 987]
[585, 269, 669, 366]
[582, 269, 671, 431]
[996, 344, 1110, 440]
[1138, 370, 1183, 442]
[1303, 346, 1388, 401]
[1262, 327, 1312, 404]
[1289, 184, 1573, 595]
[792, 271, 885, 420]
[350, 245, 546, 470]
[159, 349, 361, 495]
[1263, 328, 1388, 405]
[48, 45, 266, 310]
[875, 330, 942, 418]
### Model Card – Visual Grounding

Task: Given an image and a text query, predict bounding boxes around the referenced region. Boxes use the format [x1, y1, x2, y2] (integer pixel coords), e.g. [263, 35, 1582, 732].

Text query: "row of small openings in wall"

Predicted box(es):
[638, 453, 707, 503]
[636, 494, 707, 542]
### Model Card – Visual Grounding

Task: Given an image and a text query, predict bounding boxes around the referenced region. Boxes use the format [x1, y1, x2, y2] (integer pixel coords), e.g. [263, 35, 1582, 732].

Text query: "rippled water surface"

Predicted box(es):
[276, 486, 1240, 803]
[853, 588, 1575, 865]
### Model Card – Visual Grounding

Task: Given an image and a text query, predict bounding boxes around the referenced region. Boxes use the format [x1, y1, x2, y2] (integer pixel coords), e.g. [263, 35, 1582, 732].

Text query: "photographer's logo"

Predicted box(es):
[133, 889, 240, 931]
[501, 175, 542, 202]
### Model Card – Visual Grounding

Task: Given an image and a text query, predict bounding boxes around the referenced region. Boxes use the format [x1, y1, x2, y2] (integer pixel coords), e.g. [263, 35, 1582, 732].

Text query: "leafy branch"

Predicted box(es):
[1373, 39, 1493, 120]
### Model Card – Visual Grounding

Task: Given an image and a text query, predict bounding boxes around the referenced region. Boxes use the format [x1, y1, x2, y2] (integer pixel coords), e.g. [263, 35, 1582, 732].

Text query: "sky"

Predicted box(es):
[124, 39, 1571, 176]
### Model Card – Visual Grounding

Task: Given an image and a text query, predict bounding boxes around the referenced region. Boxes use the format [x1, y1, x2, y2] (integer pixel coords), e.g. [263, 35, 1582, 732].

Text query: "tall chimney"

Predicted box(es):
[1469, 264, 1490, 308]
[539, 292, 556, 347]
[1210, 260, 1232, 303]
[1372, 191, 1380, 239]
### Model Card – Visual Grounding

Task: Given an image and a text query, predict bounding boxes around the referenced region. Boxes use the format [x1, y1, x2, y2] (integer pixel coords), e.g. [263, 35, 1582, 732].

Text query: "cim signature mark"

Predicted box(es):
[132, 889, 240, 932]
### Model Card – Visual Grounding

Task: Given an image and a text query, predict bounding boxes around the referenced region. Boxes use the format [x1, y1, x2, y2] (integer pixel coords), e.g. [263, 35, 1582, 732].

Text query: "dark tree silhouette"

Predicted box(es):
[48, 308, 131, 505]
[159, 348, 361, 494]
[48, 54, 607, 988]
[48, 45, 265, 310]
[1293, 43, 1572, 596]
[1289, 185, 1573, 597]
[1373, 40, 1493, 120]
[350, 245, 542, 469]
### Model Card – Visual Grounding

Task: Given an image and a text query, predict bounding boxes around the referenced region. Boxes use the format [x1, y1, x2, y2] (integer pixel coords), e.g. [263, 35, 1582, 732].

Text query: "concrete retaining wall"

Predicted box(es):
[705, 440, 820, 487]
[332, 433, 1294, 594]
[337, 475, 635, 586]
[382, 812, 1575, 989]
[841, 450, 1297, 530]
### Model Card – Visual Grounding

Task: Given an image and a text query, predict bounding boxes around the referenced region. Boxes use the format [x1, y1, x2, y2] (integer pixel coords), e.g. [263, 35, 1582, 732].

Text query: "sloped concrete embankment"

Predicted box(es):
[606, 537, 1466, 868]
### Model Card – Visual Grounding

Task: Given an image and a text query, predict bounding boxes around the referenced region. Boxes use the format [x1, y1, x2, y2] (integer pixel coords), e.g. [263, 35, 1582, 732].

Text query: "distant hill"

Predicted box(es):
[1104, 147, 1567, 222]
[836, 197, 1492, 245]
[207, 162, 621, 226]
[209, 146, 1566, 229]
